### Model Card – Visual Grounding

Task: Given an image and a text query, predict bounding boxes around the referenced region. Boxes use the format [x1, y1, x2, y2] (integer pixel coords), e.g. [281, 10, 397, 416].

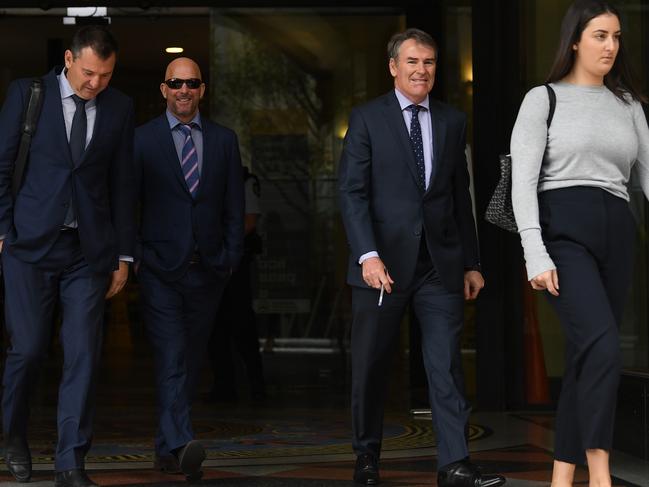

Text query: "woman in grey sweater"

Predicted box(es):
[511, 0, 649, 485]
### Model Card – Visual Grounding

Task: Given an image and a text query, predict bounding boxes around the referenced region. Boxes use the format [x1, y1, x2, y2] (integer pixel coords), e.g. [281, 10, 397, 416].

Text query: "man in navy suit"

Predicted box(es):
[338, 29, 505, 487]
[0, 26, 134, 487]
[134, 57, 244, 481]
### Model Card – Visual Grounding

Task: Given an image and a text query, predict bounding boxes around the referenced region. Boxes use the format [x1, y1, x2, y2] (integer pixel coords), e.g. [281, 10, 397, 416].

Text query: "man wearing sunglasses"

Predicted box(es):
[134, 57, 244, 481]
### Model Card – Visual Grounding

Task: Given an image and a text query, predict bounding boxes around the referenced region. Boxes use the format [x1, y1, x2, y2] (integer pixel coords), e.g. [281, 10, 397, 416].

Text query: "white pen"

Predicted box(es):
[378, 283, 384, 307]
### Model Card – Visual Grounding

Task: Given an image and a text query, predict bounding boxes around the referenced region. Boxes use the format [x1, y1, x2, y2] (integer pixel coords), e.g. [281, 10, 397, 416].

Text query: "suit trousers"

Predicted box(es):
[138, 263, 227, 456]
[539, 187, 635, 464]
[1, 230, 110, 471]
[351, 238, 469, 468]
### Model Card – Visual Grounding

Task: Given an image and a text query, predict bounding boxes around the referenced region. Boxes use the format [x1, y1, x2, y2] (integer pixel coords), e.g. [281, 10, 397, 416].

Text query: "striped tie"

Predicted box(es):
[178, 124, 200, 198]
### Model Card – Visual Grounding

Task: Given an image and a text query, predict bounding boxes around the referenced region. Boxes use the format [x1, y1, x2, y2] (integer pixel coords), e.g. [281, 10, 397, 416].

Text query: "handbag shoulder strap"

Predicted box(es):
[544, 83, 556, 129]
[12, 78, 45, 199]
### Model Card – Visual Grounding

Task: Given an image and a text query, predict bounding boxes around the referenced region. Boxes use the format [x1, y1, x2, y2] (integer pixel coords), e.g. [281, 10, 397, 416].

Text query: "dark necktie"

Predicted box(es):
[64, 94, 87, 226]
[408, 104, 426, 189]
[69, 94, 87, 165]
[178, 124, 200, 198]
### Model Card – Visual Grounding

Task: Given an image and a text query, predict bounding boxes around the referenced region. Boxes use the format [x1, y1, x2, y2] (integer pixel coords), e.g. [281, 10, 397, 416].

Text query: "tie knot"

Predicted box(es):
[178, 123, 196, 136]
[70, 94, 87, 107]
[408, 104, 422, 116]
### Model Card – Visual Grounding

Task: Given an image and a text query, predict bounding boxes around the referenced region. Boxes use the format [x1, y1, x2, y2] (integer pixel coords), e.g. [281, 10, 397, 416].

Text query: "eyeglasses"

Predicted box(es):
[164, 78, 203, 89]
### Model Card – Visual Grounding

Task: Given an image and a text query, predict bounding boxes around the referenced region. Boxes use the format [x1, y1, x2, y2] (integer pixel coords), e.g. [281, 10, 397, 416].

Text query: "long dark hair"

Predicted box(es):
[546, 0, 646, 104]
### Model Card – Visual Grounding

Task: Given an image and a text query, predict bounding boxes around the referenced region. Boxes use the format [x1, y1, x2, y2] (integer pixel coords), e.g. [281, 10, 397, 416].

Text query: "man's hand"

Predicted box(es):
[463, 270, 484, 300]
[530, 269, 559, 296]
[361, 256, 394, 293]
[106, 261, 129, 299]
[0, 239, 3, 253]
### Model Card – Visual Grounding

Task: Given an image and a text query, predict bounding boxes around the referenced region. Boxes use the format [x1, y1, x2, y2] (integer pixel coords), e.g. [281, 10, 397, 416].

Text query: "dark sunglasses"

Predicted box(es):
[164, 78, 203, 89]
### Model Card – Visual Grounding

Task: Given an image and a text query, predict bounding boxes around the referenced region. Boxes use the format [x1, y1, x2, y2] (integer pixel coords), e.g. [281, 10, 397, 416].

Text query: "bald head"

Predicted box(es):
[160, 57, 205, 123]
[165, 57, 202, 81]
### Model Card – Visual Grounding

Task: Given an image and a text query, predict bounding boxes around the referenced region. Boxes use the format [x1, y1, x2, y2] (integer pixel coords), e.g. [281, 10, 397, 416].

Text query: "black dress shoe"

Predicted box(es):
[353, 453, 380, 485]
[154, 452, 181, 474]
[175, 440, 205, 482]
[5, 442, 32, 483]
[437, 460, 506, 487]
[54, 469, 99, 487]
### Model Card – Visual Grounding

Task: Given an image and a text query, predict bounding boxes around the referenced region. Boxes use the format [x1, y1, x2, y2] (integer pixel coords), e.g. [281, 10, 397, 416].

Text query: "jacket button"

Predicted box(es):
[414, 229, 421, 236]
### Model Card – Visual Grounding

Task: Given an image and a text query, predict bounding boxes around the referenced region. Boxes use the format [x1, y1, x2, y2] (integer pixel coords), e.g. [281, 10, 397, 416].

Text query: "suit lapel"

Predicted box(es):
[43, 70, 73, 167]
[80, 94, 103, 165]
[382, 92, 423, 193]
[153, 115, 190, 195]
[195, 116, 211, 199]
[426, 101, 447, 192]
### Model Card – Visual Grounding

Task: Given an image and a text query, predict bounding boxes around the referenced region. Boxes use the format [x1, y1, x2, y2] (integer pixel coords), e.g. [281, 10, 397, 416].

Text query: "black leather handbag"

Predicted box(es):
[485, 84, 556, 233]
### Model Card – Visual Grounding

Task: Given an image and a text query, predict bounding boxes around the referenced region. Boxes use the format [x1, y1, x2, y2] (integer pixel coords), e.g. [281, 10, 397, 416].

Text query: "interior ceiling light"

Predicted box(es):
[165, 47, 184, 54]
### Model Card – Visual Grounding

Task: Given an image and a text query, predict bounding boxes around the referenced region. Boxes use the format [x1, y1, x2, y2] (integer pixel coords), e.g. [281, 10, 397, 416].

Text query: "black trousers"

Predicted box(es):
[539, 187, 635, 464]
[350, 236, 469, 468]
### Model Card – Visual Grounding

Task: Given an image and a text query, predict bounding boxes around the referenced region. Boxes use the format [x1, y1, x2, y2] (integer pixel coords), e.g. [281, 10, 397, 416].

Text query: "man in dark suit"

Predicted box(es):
[0, 26, 134, 487]
[338, 29, 505, 487]
[134, 57, 244, 481]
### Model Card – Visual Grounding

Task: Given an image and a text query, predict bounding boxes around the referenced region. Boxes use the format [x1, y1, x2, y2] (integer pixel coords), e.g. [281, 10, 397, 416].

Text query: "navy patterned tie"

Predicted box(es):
[178, 124, 200, 198]
[408, 104, 426, 189]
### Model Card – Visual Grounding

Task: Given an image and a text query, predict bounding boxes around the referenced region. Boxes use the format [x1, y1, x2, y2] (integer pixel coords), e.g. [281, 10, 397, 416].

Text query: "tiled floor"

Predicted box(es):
[0, 443, 609, 486]
[1, 407, 647, 486]
[0, 291, 648, 486]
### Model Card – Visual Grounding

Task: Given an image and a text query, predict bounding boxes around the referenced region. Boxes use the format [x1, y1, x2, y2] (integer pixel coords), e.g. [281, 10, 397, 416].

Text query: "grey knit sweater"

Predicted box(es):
[511, 82, 649, 280]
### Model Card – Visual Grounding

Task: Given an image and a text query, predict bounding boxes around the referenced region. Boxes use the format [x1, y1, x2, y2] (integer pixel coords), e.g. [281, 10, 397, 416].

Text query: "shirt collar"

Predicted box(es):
[166, 110, 202, 131]
[394, 88, 429, 112]
[57, 69, 96, 108]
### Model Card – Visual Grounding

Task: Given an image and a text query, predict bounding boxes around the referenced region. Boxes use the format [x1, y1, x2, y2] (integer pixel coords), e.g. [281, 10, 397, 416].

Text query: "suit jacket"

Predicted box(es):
[134, 114, 244, 282]
[338, 91, 479, 293]
[0, 67, 135, 273]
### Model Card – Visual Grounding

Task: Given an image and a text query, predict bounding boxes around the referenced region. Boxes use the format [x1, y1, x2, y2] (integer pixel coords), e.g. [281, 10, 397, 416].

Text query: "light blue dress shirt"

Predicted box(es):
[58, 71, 97, 149]
[58, 71, 95, 232]
[394, 88, 434, 188]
